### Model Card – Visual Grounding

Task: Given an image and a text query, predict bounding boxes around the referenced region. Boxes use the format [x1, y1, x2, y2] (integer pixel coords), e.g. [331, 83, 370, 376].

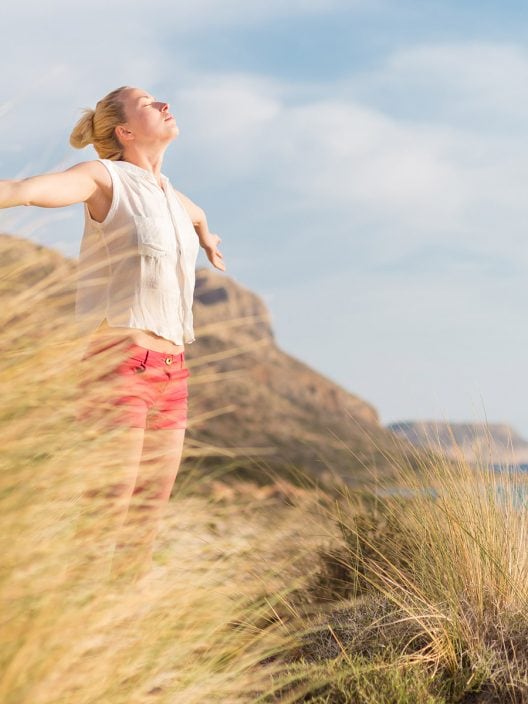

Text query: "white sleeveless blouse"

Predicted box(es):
[75, 159, 200, 346]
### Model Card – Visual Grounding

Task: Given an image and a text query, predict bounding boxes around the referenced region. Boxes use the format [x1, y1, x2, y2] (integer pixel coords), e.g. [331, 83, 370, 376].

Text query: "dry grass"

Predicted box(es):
[0, 247, 338, 704]
[282, 446, 528, 703]
[2, 238, 528, 703]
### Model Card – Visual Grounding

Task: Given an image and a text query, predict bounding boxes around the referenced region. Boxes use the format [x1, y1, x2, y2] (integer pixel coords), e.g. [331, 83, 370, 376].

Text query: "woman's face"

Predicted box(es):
[118, 87, 179, 146]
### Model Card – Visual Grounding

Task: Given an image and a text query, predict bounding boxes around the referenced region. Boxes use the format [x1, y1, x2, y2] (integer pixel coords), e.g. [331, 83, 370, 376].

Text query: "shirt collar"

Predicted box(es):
[114, 160, 169, 188]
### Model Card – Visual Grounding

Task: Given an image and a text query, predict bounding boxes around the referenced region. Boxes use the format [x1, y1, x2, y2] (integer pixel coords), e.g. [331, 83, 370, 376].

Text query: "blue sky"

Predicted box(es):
[2, 0, 528, 437]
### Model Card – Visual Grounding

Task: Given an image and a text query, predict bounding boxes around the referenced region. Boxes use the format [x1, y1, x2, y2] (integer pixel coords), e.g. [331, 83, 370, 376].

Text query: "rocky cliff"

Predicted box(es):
[387, 420, 528, 465]
[0, 233, 417, 483]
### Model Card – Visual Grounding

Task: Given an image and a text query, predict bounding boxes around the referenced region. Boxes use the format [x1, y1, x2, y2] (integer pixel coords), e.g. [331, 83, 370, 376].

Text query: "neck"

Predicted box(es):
[121, 146, 168, 185]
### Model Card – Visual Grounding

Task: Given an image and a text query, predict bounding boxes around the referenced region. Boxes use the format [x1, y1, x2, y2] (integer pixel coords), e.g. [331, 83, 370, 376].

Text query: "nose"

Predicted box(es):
[161, 102, 169, 113]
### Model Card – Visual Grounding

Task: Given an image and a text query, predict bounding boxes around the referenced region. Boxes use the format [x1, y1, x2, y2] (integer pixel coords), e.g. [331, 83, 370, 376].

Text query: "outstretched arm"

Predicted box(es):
[174, 189, 226, 272]
[0, 162, 100, 210]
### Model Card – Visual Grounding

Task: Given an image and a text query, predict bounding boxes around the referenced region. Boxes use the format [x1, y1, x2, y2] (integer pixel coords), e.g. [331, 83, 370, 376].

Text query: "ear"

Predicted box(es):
[115, 125, 134, 143]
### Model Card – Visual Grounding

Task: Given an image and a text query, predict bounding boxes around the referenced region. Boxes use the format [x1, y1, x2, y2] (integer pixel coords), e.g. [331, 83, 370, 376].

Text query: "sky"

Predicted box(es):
[1, 0, 528, 436]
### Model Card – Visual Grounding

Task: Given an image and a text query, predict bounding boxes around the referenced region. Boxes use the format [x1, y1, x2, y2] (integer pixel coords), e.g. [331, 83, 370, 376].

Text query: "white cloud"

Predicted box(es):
[2, 0, 374, 30]
[387, 42, 528, 110]
[342, 41, 528, 131]
[167, 66, 528, 266]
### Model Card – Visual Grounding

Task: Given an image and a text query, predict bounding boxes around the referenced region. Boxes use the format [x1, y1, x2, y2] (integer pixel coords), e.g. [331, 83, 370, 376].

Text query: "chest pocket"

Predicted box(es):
[133, 215, 176, 258]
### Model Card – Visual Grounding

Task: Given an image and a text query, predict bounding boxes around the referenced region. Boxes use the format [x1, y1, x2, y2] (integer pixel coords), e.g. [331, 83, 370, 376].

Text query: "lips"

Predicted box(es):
[165, 115, 175, 122]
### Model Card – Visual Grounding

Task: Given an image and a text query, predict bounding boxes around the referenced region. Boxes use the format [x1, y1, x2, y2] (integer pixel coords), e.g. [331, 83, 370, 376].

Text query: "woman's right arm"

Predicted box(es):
[0, 161, 101, 210]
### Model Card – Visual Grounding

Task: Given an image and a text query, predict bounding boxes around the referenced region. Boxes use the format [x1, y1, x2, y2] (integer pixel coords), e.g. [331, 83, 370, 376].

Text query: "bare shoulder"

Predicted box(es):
[172, 189, 204, 225]
[172, 187, 189, 202]
[173, 188, 202, 212]
[68, 159, 112, 188]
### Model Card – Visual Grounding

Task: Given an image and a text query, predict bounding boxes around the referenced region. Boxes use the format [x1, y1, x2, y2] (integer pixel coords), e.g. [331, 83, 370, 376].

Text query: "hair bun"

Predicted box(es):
[69, 108, 96, 149]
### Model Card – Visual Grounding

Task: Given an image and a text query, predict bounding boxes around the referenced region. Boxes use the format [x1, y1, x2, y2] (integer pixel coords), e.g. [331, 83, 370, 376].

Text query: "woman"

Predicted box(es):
[0, 85, 226, 582]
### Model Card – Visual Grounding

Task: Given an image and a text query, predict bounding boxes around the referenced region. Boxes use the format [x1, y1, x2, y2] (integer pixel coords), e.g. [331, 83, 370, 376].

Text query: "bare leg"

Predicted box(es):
[109, 427, 186, 583]
[72, 427, 145, 581]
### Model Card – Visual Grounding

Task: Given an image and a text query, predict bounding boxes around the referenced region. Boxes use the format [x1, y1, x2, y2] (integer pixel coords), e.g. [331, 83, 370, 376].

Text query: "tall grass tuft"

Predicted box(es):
[290, 441, 528, 702]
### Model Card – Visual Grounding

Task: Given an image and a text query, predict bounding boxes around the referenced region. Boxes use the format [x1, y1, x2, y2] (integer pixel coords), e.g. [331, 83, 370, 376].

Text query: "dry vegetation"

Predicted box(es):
[279, 454, 528, 703]
[2, 239, 528, 703]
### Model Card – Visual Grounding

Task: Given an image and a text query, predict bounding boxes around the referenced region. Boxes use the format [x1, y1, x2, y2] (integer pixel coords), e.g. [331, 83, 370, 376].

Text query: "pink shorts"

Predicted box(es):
[78, 341, 190, 431]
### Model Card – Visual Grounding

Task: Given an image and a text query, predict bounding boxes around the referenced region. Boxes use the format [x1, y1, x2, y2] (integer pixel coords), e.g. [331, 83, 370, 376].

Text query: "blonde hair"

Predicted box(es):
[69, 86, 131, 160]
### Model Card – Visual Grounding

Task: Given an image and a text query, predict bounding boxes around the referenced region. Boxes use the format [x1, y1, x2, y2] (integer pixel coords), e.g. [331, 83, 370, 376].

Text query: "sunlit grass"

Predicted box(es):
[284, 442, 528, 702]
[0, 242, 336, 703]
[2, 235, 528, 703]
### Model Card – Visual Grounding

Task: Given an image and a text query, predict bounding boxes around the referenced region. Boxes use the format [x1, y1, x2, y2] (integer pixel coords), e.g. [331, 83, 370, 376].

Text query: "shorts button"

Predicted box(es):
[164, 357, 173, 365]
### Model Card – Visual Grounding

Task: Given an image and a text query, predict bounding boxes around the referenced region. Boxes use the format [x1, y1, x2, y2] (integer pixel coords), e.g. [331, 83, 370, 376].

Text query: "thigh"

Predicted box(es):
[136, 428, 187, 503]
[73, 426, 145, 563]
[81, 427, 146, 502]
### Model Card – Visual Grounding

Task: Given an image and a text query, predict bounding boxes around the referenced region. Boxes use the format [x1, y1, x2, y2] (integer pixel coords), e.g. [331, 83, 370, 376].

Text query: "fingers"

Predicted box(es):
[203, 235, 226, 270]
[213, 252, 226, 271]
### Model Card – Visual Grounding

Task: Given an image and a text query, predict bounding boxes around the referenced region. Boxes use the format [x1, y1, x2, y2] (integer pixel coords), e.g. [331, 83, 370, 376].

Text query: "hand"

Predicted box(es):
[201, 233, 226, 272]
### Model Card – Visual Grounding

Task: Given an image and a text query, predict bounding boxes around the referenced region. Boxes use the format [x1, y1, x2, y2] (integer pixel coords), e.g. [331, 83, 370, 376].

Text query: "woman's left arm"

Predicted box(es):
[174, 189, 226, 271]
